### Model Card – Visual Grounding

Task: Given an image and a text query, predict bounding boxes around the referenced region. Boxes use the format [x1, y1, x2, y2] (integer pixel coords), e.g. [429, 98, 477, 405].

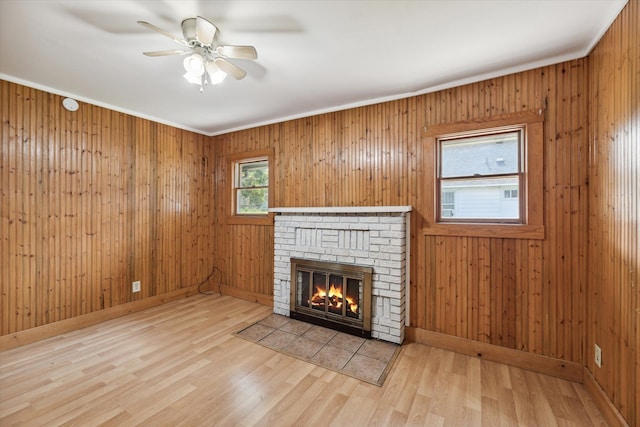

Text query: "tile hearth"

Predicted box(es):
[236, 314, 400, 386]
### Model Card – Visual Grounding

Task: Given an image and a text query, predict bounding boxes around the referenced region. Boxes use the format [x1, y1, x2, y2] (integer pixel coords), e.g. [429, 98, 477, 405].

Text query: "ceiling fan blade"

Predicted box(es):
[137, 21, 189, 46]
[196, 16, 217, 46]
[143, 50, 191, 57]
[214, 58, 247, 80]
[216, 45, 258, 60]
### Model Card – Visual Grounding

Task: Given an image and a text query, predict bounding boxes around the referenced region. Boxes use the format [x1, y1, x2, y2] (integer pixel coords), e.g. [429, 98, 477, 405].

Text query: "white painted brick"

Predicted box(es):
[379, 216, 402, 223]
[364, 224, 389, 232]
[359, 216, 380, 223]
[373, 266, 390, 275]
[370, 237, 391, 245]
[333, 216, 361, 223]
[372, 253, 391, 262]
[389, 312, 403, 322]
[381, 272, 398, 282]
[323, 229, 339, 236]
[378, 317, 395, 327]
[373, 280, 389, 290]
[320, 222, 344, 230]
[373, 325, 390, 335]
[389, 326, 402, 337]
[377, 289, 399, 298]
[380, 230, 405, 239]
[377, 260, 400, 268]
[388, 268, 402, 277]
[346, 223, 368, 231]
[390, 297, 402, 307]
[327, 248, 350, 257]
[340, 230, 349, 248]
[390, 304, 403, 315]
[389, 282, 403, 292]
[348, 250, 369, 259]
[302, 252, 320, 260]
[388, 252, 404, 261]
[305, 246, 326, 254]
[353, 257, 375, 266]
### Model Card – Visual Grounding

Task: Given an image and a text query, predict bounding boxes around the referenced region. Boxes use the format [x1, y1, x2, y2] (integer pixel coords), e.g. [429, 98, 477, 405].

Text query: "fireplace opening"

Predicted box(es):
[290, 258, 372, 338]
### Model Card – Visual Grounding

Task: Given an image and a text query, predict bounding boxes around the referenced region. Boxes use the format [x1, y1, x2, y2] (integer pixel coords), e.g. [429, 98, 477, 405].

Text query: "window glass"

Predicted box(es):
[438, 129, 522, 222]
[440, 131, 520, 177]
[235, 159, 269, 215]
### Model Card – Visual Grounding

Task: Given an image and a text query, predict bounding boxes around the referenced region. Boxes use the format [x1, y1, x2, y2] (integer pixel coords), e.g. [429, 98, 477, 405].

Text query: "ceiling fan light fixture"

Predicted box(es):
[183, 53, 205, 77]
[205, 61, 227, 85]
[183, 72, 202, 85]
[139, 16, 257, 91]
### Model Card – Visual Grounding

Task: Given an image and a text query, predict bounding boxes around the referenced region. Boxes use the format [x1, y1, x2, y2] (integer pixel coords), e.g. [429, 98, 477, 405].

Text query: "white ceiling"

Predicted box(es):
[0, 0, 627, 136]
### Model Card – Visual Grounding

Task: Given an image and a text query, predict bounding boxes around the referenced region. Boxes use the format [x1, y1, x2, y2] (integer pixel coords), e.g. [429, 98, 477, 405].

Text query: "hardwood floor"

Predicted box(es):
[0, 294, 607, 426]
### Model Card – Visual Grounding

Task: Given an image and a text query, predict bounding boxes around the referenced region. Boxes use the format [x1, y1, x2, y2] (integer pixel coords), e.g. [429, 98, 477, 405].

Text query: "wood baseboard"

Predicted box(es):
[0, 286, 200, 352]
[220, 285, 273, 306]
[405, 327, 583, 383]
[583, 367, 629, 427]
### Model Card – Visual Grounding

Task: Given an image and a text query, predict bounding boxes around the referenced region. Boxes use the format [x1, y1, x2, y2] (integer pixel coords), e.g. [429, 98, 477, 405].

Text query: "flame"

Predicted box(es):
[346, 297, 358, 314]
[310, 284, 358, 315]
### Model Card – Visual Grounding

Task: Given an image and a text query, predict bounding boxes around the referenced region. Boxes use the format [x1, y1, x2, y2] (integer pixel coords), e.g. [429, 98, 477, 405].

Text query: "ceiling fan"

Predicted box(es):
[138, 16, 258, 92]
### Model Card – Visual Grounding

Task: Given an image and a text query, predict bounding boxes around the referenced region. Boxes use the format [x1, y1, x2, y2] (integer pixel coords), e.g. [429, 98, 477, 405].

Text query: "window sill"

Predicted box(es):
[227, 213, 274, 226]
[423, 223, 544, 240]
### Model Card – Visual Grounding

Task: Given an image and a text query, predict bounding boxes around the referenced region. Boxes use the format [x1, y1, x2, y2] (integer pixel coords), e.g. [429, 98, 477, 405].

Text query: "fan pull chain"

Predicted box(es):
[200, 74, 206, 93]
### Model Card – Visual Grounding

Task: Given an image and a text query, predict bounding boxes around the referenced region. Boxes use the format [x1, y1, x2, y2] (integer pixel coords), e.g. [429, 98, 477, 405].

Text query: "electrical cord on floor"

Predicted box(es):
[197, 266, 225, 296]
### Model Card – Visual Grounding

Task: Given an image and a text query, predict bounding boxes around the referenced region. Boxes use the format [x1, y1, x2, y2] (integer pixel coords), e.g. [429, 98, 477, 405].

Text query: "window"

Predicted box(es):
[423, 110, 544, 240]
[229, 149, 273, 225]
[438, 129, 523, 223]
[235, 158, 269, 215]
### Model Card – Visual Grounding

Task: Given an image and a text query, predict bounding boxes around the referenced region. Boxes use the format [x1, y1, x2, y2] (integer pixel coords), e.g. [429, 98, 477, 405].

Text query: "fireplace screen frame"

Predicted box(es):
[290, 258, 372, 336]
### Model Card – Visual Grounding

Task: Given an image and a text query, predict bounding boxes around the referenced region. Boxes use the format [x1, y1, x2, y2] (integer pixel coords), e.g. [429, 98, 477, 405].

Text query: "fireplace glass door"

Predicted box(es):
[291, 258, 372, 335]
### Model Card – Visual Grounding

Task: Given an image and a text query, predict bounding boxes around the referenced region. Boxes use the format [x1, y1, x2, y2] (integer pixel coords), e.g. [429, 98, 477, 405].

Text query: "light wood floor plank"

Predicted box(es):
[0, 294, 608, 426]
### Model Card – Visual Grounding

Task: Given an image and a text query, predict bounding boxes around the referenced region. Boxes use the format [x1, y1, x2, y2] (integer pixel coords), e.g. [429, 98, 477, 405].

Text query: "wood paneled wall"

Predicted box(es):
[213, 60, 589, 364]
[1, 81, 215, 336]
[588, 0, 639, 425]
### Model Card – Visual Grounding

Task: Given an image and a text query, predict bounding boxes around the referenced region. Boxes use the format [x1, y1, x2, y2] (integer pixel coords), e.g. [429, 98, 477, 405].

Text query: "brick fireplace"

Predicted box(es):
[270, 206, 411, 344]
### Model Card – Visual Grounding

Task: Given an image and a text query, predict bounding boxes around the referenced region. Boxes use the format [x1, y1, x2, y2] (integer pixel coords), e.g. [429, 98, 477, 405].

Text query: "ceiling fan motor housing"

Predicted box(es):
[182, 17, 217, 48]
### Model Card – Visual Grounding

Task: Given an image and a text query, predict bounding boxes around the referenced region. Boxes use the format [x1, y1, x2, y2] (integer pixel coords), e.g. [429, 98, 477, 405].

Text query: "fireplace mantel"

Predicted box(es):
[269, 206, 412, 214]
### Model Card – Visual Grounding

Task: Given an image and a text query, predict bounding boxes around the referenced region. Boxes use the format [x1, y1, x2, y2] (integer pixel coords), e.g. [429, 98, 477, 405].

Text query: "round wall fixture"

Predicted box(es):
[62, 97, 79, 112]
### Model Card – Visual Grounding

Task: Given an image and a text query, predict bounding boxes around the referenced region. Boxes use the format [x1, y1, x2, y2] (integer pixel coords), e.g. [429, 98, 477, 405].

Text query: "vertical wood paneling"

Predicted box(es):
[1, 80, 215, 336]
[588, 0, 638, 425]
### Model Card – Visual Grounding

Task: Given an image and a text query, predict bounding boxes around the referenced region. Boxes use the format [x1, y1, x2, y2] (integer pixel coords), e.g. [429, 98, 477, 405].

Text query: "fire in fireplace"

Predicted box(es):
[290, 258, 372, 338]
